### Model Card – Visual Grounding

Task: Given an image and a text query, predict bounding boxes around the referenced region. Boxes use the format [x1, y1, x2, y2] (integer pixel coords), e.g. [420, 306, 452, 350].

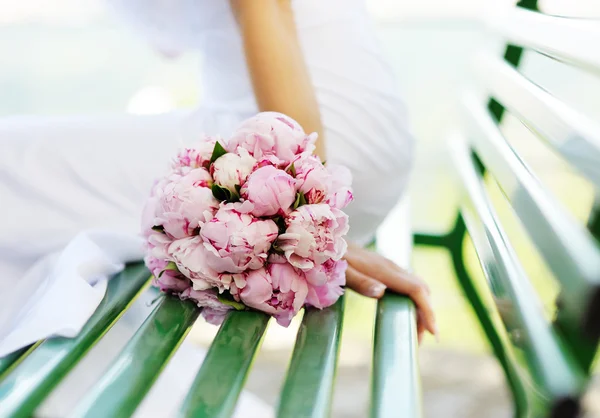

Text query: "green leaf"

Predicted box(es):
[211, 183, 231, 201]
[287, 162, 297, 177]
[152, 225, 165, 233]
[218, 294, 246, 311]
[272, 216, 286, 234]
[322, 160, 327, 166]
[212, 183, 240, 202]
[234, 184, 242, 195]
[293, 192, 307, 209]
[298, 192, 307, 207]
[272, 240, 284, 254]
[292, 192, 301, 210]
[158, 261, 179, 278]
[209, 141, 228, 164]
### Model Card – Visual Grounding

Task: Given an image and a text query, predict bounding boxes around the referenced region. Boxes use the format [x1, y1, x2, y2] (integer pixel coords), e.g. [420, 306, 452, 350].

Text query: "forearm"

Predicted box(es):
[230, 0, 326, 159]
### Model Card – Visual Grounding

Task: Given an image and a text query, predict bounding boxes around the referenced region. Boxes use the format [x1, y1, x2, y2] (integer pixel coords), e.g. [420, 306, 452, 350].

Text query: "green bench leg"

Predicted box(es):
[371, 293, 422, 418]
[277, 297, 345, 418]
[179, 310, 270, 418]
[71, 296, 200, 418]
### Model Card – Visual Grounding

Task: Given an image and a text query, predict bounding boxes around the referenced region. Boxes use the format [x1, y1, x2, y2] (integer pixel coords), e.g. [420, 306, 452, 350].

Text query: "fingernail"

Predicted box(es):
[368, 283, 387, 297]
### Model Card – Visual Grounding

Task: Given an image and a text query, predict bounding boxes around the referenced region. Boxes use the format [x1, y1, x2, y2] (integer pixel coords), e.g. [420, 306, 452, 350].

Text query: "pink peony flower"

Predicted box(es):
[201, 308, 230, 325]
[241, 166, 296, 217]
[293, 154, 331, 204]
[141, 111, 353, 328]
[168, 236, 220, 290]
[305, 259, 347, 309]
[326, 164, 354, 209]
[228, 112, 316, 163]
[211, 148, 257, 194]
[145, 255, 191, 293]
[144, 168, 218, 239]
[267, 252, 288, 265]
[144, 227, 173, 260]
[254, 154, 285, 169]
[168, 238, 254, 296]
[216, 272, 247, 296]
[239, 264, 308, 326]
[277, 204, 349, 270]
[169, 236, 245, 293]
[200, 204, 278, 273]
[172, 136, 220, 171]
[327, 188, 354, 210]
[180, 288, 233, 325]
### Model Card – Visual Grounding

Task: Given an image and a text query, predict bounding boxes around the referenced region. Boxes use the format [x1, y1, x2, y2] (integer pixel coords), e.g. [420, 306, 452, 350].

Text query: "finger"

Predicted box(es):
[345, 265, 387, 298]
[380, 263, 431, 296]
[347, 251, 426, 294]
[410, 286, 438, 337]
[346, 247, 437, 337]
[417, 318, 425, 345]
[373, 269, 437, 337]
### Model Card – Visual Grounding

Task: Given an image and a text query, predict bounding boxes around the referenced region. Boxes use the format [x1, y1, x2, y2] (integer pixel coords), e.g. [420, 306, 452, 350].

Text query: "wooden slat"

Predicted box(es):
[178, 310, 270, 418]
[0, 264, 150, 418]
[277, 298, 345, 418]
[462, 95, 600, 340]
[452, 137, 587, 416]
[71, 296, 200, 418]
[371, 294, 422, 418]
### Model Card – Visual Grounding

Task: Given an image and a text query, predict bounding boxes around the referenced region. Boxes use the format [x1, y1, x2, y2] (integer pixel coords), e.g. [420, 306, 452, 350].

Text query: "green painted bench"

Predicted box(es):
[414, 0, 600, 416]
[0, 261, 420, 417]
[0, 263, 419, 417]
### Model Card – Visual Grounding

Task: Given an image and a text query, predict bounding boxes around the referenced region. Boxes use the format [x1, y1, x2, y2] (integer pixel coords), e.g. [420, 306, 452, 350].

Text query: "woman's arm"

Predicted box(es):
[231, 0, 436, 341]
[230, 0, 326, 159]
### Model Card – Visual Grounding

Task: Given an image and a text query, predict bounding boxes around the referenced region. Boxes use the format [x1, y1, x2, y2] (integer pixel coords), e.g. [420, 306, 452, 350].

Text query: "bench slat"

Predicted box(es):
[371, 294, 422, 418]
[475, 54, 600, 189]
[452, 138, 588, 414]
[0, 351, 24, 378]
[0, 344, 38, 380]
[462, 95, 600, 341]
[488, 8, 600, 73]
[71, 296, 199, 418]
[0, 263, 150, 418]
[179, 310, 270, 418]
[277, 298, 345, 418]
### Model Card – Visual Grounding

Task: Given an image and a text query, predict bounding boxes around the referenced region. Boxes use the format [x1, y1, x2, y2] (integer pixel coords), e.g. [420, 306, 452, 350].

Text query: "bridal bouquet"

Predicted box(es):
[141, 112, 353, 326]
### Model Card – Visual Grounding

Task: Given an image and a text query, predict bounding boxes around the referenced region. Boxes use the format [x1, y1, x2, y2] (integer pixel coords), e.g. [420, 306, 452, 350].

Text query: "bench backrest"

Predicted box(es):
[434, 0, 600, 416]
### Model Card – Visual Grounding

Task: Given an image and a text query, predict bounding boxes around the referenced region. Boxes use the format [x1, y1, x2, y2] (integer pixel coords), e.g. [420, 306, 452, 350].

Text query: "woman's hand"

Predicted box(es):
[344, 242, 438, 343]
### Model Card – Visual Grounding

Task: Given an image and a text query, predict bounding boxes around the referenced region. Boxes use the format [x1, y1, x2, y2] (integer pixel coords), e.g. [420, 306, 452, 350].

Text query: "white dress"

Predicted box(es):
[0, 0, 413, 416]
